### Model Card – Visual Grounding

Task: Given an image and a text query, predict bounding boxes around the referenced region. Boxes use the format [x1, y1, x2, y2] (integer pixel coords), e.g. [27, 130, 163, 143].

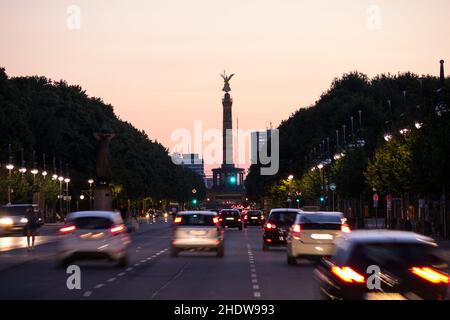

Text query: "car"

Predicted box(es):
[219, 209, 243, 231]
[262, 209, 300, 251]
[58, 211, 131, 267]
[314, 230, 449, 300]
[171, 211, 224, 257]
[244, 210, 265, 227]
[0, 204, 42, 235]
[286, 211, 349, 265]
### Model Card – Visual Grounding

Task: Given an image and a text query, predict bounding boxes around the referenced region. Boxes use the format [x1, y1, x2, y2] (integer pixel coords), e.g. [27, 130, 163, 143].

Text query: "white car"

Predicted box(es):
[286, 211, 350, 265]
[58, 211, 131, 267]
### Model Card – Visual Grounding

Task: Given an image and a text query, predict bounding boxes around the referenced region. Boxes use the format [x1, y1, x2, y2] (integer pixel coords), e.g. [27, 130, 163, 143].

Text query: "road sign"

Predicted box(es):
[373, 194, 379, 202]
[329, 183, 336, 191]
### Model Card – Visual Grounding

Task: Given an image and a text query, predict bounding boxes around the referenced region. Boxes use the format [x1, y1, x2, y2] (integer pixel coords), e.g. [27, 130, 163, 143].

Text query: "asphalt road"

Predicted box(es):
[0, 220, 319, 300]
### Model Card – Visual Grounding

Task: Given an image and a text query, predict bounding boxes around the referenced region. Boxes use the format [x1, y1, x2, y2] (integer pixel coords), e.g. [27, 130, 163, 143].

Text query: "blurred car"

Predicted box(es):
[58, 211, 131, 267]
[286, 211, 349, 265]
[314, 230, 449, 300]
[244, 210, 265, 227]
[0, 204, 42, 235]
[171, 211, 224, 257]
[262, 209, 300, 251]
[219, 209, 243, 231]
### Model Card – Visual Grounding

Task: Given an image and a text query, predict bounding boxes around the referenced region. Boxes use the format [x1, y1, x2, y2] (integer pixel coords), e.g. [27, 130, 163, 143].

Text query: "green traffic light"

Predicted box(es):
[229, 176, 237, 184]
[192, 199, 198, 205]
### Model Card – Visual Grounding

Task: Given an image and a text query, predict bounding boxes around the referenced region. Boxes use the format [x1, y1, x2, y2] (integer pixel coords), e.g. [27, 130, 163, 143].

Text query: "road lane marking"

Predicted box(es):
[94, 284, 104, 289]
[252, 279, 258, 284]
[118, 273, 126, 277]
[254, 292, 261, 298]
[107, 277, 116, 282]
[83, 291, 92, 297]
[134, 263, 140, 267]
[126, 268, 133, 271]
[253, 285, 260, 290]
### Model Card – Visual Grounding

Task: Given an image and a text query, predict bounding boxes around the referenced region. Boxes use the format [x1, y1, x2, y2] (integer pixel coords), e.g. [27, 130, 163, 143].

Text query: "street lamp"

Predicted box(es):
[288, 174, 294, 181]
[88, 179, 94, 209]
[415, 121, 423, 129]
[384, 133, 393, 142]
[6, 163, 14, 204]
[64, 178, 70, 214]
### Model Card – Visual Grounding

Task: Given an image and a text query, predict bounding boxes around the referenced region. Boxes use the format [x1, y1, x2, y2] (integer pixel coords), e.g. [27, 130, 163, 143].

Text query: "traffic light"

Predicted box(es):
[229, 176, 237, 184]
[192, 199, 198, 205]
[319, 196, 326, 205]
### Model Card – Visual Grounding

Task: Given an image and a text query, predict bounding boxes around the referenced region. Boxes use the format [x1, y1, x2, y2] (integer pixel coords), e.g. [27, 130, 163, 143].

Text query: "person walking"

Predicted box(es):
[25, 206, 39, 250]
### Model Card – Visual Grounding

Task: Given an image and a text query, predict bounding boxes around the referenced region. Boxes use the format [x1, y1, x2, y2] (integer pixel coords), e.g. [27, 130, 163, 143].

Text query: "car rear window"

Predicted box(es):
[73, 217, 113, 230]
[269, 212, 297, 225]
[349, 243, 444, 272]
[221, 211, 240, 217]
[247, 211, 262, 216]
[179, 214, 216, 226]
[299, 215, 342, 230]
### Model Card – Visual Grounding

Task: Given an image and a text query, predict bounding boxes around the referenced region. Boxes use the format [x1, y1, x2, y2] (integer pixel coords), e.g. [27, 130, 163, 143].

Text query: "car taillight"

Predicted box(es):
[293, 224, 301, 233]
[174, 216, 182, 223]
[265, 222, 276, 229]
[110, 224, 125, 235]
[219, 218, 223, 222]
[213, 217, 219, 224]
[341, 224, 351, 233]
[411, 267, 450, 284]
[331, 266, 366, 283]
[60, 225, 76, 234]
[238, 218, 242, 222]
[244, 215, 248, 220]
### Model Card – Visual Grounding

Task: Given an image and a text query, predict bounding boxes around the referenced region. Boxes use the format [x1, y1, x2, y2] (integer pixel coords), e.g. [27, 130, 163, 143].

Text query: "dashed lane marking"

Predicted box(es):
[83, 291, 92, 297]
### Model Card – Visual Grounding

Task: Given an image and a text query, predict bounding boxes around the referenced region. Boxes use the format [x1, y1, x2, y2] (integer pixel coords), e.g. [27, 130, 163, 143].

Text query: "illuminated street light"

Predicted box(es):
[64, 178, 71, 183]
[317, 164, 324, 169]
[42, 170, 48, 177]
[52, 174, 58, 180]
[333, 154, 341, 160]
[19, 167, 27, 174]
[288, 174, 294, 181]
[415, 121, 423, 129]
[80, 194, 85, 200]
[30, 168, 38, 175]
[384, 133, 393, 142]
[399, 128, 410, 135]
[6, 164, 14, 171]
[58, 176, 64, 182]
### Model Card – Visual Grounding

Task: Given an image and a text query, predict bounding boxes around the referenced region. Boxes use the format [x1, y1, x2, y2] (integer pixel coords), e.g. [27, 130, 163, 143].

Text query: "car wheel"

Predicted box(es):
[287, 255, 297, 266]
[117, 256, 128, 268]
[170, 247, 179, 257]
[262, 240, 269, 251]
[216, 246, 224, 258]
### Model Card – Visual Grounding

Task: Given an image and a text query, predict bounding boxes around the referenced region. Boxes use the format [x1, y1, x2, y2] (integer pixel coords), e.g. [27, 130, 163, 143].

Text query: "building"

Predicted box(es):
[172, 153, 206, 183]
[250, 129, 274, 165]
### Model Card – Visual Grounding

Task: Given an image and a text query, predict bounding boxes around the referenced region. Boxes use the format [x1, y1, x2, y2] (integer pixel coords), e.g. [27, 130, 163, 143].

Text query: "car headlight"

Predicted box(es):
[21, 218, 29, 223]
[0, 218, 14, 225]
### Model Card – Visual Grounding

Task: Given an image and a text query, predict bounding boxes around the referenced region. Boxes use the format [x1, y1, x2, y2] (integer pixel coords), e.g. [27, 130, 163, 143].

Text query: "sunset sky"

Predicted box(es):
[1, 0, 449, 174]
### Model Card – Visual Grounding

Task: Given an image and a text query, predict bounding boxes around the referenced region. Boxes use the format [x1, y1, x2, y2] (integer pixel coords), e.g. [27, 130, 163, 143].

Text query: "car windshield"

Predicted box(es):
[269, 212, 297, 226]
[349, 243, 445, 272]
[179, 214, 215, 226]
[72, 217, 113, 230]
[0, 206, 30, 216]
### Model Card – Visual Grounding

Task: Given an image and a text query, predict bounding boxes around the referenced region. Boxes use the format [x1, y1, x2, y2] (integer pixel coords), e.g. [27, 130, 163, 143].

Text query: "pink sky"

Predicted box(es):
[1, 0, 449, 174]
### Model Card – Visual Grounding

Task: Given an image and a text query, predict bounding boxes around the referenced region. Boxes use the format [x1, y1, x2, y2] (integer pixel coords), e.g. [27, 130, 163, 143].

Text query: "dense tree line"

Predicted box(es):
[246, 69, 450, 220]
[0, 67, 205, 207]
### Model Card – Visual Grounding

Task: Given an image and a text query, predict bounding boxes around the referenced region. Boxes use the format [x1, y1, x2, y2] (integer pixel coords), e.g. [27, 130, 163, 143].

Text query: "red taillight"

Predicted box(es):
[244, 215, 248, 220]
[110, 225, 125, 235]
[331, 266, 366, 283]
[238, 218, 242, 222]
[174, 216, 182, 223]
[265, 222, 276, 229]
[293, 224, 301, 233]
[411, 267, 450, 284]
[341, 224, 351, 233]
[213, 217, 219, 224]
[60, 225, 76, 234]
[219, 218, 223, 222]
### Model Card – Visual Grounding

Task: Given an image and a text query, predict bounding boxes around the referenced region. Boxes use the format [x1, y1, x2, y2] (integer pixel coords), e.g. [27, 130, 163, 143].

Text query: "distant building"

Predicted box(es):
[251, 129, 274, 165]
[172, 153, 206, 183]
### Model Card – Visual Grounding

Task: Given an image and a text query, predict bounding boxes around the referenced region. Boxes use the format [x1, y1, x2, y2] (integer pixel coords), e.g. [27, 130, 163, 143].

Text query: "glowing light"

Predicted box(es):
[331, 266, 365, 283]
[411, 267, 449, 284]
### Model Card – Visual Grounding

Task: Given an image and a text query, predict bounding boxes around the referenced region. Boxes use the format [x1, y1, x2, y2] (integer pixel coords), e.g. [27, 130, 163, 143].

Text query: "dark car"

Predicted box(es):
[244, 210, 265, 227]
[219, 209, 243, 231]
[314, 230, 449, 300]
[262, 209, 300, 251]
[0, 204, 43, 235]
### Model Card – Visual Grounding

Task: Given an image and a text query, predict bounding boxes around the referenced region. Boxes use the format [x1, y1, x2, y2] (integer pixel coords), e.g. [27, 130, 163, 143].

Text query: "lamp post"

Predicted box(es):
[88, 179, 94, 209]
[30, 151, 38, 183]
[42, 153, 48, 178]
[58, 174, 64, 214]
[6, 144, 14, 204]
[287, 175, 294, 208]
[64, 177, 71, 214]
[19, 148, 26, 176]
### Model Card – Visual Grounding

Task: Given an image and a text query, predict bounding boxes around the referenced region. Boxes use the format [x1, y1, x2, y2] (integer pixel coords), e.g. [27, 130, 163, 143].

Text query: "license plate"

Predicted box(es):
[80, 232, 104, 239]
[251, 217, 258, 220]
[311, 234, 333, 240]
[279, 236, 284, 241]
[226, 217, 234, 220]
[365, 293, 406, 300]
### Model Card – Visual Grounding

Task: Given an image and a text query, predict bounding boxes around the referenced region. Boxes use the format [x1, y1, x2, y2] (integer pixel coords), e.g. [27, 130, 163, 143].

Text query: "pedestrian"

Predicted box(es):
[25, 206, 39, 250]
